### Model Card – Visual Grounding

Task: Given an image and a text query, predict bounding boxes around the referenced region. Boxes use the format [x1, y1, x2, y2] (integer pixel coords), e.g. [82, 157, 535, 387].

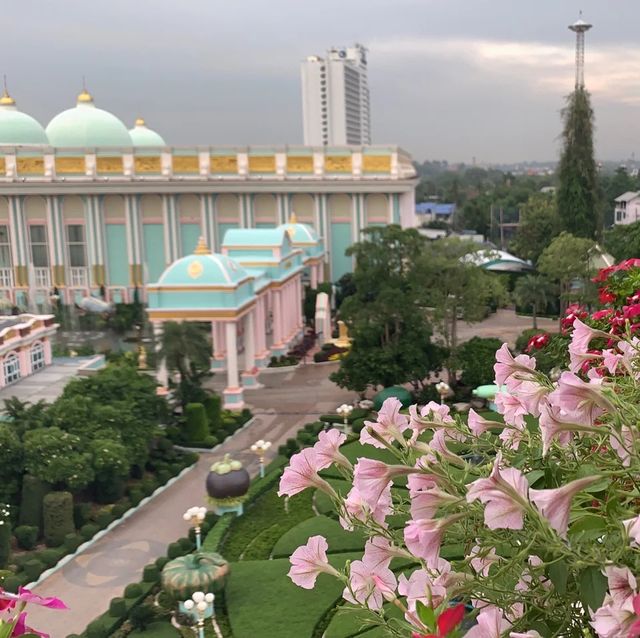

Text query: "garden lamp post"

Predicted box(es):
[183, 591, 215, 638]
[182, 506, 207, 550]
[336, 403, 353, 433]
[250, 439, 272, 478]
[435, 381, 451, 405]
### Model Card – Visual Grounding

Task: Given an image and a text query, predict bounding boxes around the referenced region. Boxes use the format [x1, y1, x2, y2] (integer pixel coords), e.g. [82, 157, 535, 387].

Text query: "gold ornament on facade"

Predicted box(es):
[137, 345, 148, 370]
[286, 156, 314, 173]
[362, 155, 391, 173]
[210, 155, 237, 173]
[193, 236, 211, 255]
[0, 158, 6, 175]
[96, 156, 123, 174]
[55, 157, 85, 174]
[248, 155, 276, 173]
[77, 89, 93, 104]
[135, 117, 146, 127]
[188, 259, 204, 279]
[172, 155, 199, 174]
[325, 156, 352, 173]
[134, 156, 161, 173]
[16, 157, 45, 175]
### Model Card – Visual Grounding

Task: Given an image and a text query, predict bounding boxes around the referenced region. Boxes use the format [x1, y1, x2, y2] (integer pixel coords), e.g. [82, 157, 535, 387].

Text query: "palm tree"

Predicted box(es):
[514, 274, 556, 329]
[158, 322, 211, 384]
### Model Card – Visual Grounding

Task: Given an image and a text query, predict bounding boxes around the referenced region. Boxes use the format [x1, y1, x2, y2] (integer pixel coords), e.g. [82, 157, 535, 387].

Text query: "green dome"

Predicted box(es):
[129, 117, 165, 147]
[46, 90, 132, 148]
[0, 92, 48, 145]
[372, 386, 413, 411]
[158, 239, 249, 287]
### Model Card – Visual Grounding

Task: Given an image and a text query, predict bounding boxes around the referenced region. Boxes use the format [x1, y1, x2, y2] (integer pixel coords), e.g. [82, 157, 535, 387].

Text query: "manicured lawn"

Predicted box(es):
[129, 621, 181, 637]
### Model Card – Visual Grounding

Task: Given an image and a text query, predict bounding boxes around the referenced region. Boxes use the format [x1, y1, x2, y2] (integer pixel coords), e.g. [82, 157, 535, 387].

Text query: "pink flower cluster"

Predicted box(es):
[0, 587, 67, 638]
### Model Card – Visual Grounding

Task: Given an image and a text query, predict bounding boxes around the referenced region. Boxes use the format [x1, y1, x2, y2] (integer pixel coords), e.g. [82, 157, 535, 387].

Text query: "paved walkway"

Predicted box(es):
[27, 362, 351, 638]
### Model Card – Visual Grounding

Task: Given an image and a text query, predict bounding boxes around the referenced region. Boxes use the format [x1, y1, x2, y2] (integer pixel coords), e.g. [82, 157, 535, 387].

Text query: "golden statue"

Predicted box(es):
[330, 320, 353, 349]
[138, 345, 148, 369]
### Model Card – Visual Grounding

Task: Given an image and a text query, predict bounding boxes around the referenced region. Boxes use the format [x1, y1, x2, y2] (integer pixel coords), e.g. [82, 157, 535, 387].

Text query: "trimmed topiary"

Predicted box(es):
[38, 547, 65, 567]
[73, 502, 92, 529]
[142, 564, 160, 582]
[0, 516, 10, 570]
[86, 620, 108, 638]
[14, 525, 38, 551]
[43, 492, 74, 548]
[178, 537, 195, 552]
[80, 523, 100, 541]
[155, 555, 170, 570]
[2, 573, 29, 593]
[203, 395, 222, 432]
[167, 541, 184, 559]
[109, 597, 126, 616]
[124, 582, 143, 599]
[18, 475, 50, 532]
[128, 488, 144, 506]
[23, 558, 45, 581]
[184, 403, 208, 444]
[63, 533, 82, 552]
[94, 510, 114, 529]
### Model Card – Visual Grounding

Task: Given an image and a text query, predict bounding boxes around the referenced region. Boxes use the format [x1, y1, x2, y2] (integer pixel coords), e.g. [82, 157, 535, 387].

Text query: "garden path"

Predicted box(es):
[27, 362, 351, 638]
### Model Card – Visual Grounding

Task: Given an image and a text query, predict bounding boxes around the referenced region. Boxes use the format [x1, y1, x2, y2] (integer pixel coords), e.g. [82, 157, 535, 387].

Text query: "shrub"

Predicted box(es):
[451, 337, 504, 388]
[515, 327, 549, 353]
[413, 383, 440, 405]
[95, 475, 126, 504]
[43, 492, 74, 548]
[141, 478, 158, 497]
[285, 438, 300, 454]
[184, 403, 208, 443]
[204, 395, 222, 432]
[0, 517, 10, 569]
[63, 533, 82, 552]
[128, 488, 144, 506]
[111, 502, 129, 518]
[167, 541, 183, 559]
[351, 418, 366, 434]
[14, 525, 38, 551]
[109, 597, 127, 616]
[142, 564, 159, 582]
[95, 509, 114, 529]
[38, 547, 65, 567]
[23, 558, 45, 581]
[73, 502, 92, 529]
[155, 555, 170, 570]
[178, 536, 194, 552]
[296, 431, 315, 446]
[124, 582, 142, 599]
[2, 573, 29, 593]
[18, 475, 50, 532]
[80, 523, 100, 541]
[86, 620, 108, 638]
[156, 469, 171, 484]
[129, 604, 158, 631]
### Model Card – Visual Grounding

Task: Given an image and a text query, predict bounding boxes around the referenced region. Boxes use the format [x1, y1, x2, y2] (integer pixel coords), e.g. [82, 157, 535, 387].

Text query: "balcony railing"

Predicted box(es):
[0, 268, 13, 288]
[34, 268, 51, 288]
[70, 267, 88, 288]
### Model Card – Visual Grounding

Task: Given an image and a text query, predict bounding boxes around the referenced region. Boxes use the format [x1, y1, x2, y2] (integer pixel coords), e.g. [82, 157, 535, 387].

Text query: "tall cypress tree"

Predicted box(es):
[556, 87, 600, 239]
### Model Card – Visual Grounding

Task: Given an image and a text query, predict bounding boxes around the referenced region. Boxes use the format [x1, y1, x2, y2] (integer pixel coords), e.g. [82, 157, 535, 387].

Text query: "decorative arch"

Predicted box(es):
[3, 351, 20, 385]
[30, 341, 45, 371]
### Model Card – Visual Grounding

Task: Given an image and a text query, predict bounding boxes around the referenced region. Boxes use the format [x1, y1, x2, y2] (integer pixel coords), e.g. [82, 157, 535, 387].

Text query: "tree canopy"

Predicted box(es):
[509, 194, 560, 264]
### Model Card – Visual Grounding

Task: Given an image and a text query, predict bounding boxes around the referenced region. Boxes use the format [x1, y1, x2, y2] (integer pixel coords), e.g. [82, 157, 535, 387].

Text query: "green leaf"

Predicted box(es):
[569, 514, 607, 540]
[548, 560, 568, 594]
[526, 470, 545, 487]
[579, 566, 608, 612]
[575, 466, 610, 493]
[416, 600, 435, 631]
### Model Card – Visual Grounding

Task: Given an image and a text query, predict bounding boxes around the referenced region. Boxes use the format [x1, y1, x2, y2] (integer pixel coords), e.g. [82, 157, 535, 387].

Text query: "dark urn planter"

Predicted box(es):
[206, 454, 250, 499]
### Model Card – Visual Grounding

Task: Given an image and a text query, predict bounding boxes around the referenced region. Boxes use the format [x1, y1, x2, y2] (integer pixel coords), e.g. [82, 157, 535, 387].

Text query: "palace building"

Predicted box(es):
[0, 87, 418, 312]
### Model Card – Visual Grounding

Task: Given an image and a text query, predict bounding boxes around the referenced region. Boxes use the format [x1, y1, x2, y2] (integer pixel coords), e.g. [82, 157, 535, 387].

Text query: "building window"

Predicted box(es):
[0, 226, 11, 269]
[3, 353, 20, 385]
[67, 225, 87, 267]
[30, 342, 45, 372]
[29, 225, 49, 267]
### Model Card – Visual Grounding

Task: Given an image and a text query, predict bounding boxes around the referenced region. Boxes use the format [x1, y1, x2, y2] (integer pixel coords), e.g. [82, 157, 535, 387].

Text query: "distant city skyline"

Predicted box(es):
[3, 0, 640, 163]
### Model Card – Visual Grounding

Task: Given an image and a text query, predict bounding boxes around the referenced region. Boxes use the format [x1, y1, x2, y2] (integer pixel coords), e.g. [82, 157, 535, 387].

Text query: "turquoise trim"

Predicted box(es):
[180, 223, 201, 256]
[393, 194, 400, 224]
[218, 223, 235, 247]
[143, 224, 166, 282]
[330, 222, 352, 281]
[106, 225, 128, 285]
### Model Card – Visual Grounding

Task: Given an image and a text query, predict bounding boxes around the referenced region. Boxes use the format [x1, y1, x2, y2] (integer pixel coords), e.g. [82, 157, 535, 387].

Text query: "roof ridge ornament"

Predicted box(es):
[135, 117, 146, 127]
[194, 236, 211, 255]
[77, 76, 94, 104]
[289, 212, 297, 224]
[0, 75, 15, 106]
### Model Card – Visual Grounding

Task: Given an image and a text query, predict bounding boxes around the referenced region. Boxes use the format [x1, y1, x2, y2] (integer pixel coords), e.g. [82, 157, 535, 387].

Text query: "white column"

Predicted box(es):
[310, 264, 318, 288]
[225, 321, 239, 388]
[244, 311, 256, 372]
[153, 322, 168, 388]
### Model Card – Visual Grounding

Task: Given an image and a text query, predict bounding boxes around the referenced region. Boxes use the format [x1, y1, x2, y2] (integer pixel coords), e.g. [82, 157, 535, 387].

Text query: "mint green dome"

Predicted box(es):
[158, 252, 249, 287]
[0, 94, 48, 145]
[46, 91, 132, 148]
[129, 118, 165, 146]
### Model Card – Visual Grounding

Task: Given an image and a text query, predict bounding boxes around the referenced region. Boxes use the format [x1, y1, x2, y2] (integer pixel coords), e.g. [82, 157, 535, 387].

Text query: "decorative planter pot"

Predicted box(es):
[206, 455, 250, 500]
[162, 551, 230, 600]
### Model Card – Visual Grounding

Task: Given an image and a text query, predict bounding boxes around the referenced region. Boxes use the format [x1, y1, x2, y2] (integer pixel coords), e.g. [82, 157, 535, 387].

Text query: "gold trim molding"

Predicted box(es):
[55, 157, 86, 174]
[362, 155, 391, 173]
[134, 157, 161, 173]
[286, 156, 313, 173]
[325, 156, 352, 173]
[16, 157, 45, 175]
[248, 155, 276, 173]
[96, 157, 123, 174]
[210, 156, 237, 173]
[173, 156, 200, 173]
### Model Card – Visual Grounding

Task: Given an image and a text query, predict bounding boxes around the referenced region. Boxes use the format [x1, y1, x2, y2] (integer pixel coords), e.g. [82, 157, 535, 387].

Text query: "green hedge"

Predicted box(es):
[184, 403, 208, 443]
[14, 525, 38, 551]
[43, 491, 74, 548]
[19, 475, 50, 533]
[204, 395, 222, 432]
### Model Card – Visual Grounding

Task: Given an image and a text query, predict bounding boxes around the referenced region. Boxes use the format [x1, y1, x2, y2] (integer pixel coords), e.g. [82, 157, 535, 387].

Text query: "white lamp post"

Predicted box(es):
[435, 381, 451, 405]
[250, 439, 272, 478]
[183, 591, 215, 638]
[182, 506, 207, 550]
[336, 403, 354, 433]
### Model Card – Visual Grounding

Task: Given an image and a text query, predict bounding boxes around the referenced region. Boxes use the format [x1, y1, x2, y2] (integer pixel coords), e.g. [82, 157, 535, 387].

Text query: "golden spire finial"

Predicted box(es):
[289, 212, 297, 224]
[0, 76, 15, 106]
[135, 117, 146, 127]
[77, 76, 93, 104]
[194, 236, 211, 255]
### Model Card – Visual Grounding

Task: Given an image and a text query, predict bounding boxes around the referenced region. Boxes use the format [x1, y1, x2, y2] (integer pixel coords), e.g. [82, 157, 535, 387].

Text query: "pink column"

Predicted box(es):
[18, 348, 30, 377]
[212, 321, 226, 370]
[310, 265, 318, 289]
[273, 289, 284, 346]
[44, 339, 52, 365]
[255, 296, 268, 363]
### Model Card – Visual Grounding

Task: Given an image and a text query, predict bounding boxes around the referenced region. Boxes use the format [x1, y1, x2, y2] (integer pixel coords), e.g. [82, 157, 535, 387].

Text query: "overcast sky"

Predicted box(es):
[5, 0, 640, 163]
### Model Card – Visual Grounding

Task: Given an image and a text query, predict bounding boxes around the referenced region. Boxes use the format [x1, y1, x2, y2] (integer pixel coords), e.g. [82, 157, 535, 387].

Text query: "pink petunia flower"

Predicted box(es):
[352, 458, 413, 510]
[278, 448, 336, 498]
[610, 426, 634, 467]
[398, 560, 454, 615]
[538, 403, 578, 456]
[464, 606, 512, 638]
[287, 535, 340, 589]
[602, 349, 624, 375]
[340, 483, 392, 531]
[571, 318, 610, 353]
[529, 476, 600, 538]
[498, 424, 526, 451]
[466, 452, 529, 530]
[510, 380, 548, 418]
[313, 429, 351, 470]
[342, 559, 397, 610]
[494, 392, 528, 429]
[468, 544, 500, 577]
[362, 536, 409, 570]
[360, 397, 410, 449]
[409, 401, 454, 433]
[568, 342, 602, 374]
[624, 516, 640, 546]
[410, 481, 459, 520]
[404, 514, 462, 566]
[604, 565, 637, 608]
[468, 409, 503, 437]
[494, 343, 536, 387]
[547, 372, 611, 426]
[591, 593, 637, 638]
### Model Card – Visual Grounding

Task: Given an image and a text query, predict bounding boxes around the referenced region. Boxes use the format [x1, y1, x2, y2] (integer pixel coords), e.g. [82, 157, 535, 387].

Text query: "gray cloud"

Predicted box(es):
[3, 0, 640, 162]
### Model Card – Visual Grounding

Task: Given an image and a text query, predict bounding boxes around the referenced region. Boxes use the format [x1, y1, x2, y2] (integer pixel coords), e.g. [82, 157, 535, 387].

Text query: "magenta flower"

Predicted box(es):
[313, 429, 351, 470]
[360, 397, 409, 449]
[12, 612, 49, 637]
[404, 514, 462, 566]
[8, 588, 67, 611]
[466, 452, 529, 530]
[494, 392, 528, 429]
[464, 606, 511, 638]
[340, 483, 392, 530]
[342, 559, 397, 610]
[547, 372, 611, 426]
[287, 535, 339, 589]
[278, 448, 336, 498]
[353, 458, 413, 510]
[468, 408, 502, 437]
[624, 515, 640, 546]
[494, 343, 535, 387]
[529, 476, 599, 538]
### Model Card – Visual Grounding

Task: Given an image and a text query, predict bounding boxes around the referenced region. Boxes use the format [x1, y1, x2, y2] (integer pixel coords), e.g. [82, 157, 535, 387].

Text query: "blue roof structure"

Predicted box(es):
[416, 202, 456, 216]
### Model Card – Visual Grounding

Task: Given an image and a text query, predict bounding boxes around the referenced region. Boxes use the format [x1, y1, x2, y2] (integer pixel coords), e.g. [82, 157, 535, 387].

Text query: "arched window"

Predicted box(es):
[3, 352, 20, 385]
[30, 342, 45, 372]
